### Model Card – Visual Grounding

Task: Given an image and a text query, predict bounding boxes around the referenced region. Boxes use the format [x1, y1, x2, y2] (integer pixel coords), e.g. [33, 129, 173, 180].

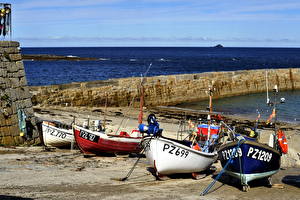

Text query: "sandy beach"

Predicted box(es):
[0, 106, 299, 200]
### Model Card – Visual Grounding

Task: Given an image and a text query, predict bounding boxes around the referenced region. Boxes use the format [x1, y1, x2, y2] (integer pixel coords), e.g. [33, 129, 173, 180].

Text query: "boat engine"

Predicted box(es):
[138, 114, 162, 136]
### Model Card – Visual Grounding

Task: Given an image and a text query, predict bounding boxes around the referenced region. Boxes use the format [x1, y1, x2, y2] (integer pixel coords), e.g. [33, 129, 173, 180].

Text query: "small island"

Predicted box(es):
[214, 44, 224, 48]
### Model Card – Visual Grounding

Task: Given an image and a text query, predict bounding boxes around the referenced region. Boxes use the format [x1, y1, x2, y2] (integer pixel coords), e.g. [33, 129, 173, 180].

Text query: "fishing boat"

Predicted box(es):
[73, 124, 142, 155]
[141, 88, 221, 178]
[73, 63, 158, 156]
[143, 135, 218, 176]
[41, 121, 75, 148]
[73, 64, 153, 155]
[217, 84, 288, 191]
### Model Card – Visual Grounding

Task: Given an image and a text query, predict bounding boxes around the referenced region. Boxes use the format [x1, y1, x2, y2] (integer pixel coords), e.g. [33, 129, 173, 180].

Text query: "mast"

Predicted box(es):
[266, 70, 270, 104]
[137, 63, 152, 124]
[273, 85, 278, 149]
[103, 92, 108, 130]
[138, 75, 144, 124]
[207, 87, 213, 141]
[208, 87, 213, 114]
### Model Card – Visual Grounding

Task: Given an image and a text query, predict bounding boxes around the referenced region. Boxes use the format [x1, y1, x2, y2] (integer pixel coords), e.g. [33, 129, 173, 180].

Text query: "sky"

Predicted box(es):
[3, 0, 300, 47]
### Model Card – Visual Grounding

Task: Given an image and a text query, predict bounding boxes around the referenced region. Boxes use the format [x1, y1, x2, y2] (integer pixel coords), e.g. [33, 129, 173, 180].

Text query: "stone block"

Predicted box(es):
[11, 102, 18, 114]
[9, 78, 21, 88]
[0, 68, 7, 77]
[26, 107, 34, 116]
[10, 125, 20, 137]
[2, 126, 11, 136]
[21, 99, 33, 108]
[0, 116, 7, 126]
[23, 87, 31, 99]
[3, 47, 20, 54]
[0, 77, 5, 84]
[0, 41, 19, 47]
[0, 62, 4, 69]
[0, 54, 9, 62]
[8, 54, 22, 61]
[16, 61, 24, 70]
[7, 62, 19, 73]
[6, 89, 16, 101]
[10, 113, 18, 125]
[17, 70, 25, 78]
[2, 135, 15, 145]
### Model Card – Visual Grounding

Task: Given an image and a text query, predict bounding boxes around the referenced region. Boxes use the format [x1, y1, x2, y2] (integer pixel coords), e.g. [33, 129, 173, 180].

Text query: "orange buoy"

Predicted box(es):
[192, 143, 201, 151]
[277, 129, 288, 154]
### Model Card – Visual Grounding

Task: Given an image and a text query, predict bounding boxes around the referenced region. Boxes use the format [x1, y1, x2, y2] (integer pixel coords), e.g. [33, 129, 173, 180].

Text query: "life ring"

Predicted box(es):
[277, 129, 288, 154]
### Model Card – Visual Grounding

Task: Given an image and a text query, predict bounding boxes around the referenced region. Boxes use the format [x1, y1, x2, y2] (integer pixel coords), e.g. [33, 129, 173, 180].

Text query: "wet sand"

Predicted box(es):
[0, 106, 299, 200]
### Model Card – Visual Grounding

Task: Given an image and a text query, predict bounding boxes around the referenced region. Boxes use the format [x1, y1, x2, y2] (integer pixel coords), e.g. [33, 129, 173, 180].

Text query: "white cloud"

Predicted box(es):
[15, 36, 299, 43]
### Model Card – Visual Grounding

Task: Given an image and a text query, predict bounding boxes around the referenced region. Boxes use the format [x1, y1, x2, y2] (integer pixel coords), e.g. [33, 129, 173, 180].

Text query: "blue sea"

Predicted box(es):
[21, 47, 300, 123]
[177, 90, 300, 124]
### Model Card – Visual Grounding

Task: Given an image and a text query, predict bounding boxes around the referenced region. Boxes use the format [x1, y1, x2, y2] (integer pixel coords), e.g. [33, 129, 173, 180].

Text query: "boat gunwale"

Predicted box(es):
[42, 122, 73, 135]
[73, 125, 142, 142]
[218, 139, 280, 155]
[143, 136, 218, 158]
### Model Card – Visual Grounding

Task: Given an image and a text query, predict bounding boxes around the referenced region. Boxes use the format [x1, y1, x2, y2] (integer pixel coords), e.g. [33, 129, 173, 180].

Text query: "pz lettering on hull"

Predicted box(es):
[162, 143, 189, 158]
[221, 148, 242, 160]
[247, 147, 273, 162]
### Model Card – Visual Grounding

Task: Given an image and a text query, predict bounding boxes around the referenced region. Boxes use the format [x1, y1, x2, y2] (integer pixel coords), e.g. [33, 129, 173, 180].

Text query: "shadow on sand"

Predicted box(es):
[0, 195, 33, 200]
[203, 173, 272, 194]
[146, 167, 217, 180]
[282, 175, 300, 188]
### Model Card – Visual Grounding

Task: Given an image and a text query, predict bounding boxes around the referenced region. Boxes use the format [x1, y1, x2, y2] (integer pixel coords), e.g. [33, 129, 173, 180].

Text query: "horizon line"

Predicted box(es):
[20, 45, 300, 48]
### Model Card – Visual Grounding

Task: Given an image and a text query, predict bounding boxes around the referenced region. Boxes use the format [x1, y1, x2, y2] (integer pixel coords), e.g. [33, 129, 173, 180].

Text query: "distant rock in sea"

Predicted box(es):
[214, 44, 224, 48]
[21, 54, 98, 61]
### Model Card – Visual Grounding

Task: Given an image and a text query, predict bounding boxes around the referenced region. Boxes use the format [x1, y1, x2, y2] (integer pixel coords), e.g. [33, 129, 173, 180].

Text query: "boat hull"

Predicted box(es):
[143, 136, 218, 175]
[73, 125, 142, 155]
[42, 121, 74, 147]
[218, 140, 281, 185]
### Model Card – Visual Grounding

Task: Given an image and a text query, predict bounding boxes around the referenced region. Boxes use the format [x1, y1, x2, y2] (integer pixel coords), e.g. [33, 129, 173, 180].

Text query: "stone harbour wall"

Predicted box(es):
[0, 41, 38, 145]
[30, 68, 300, 108]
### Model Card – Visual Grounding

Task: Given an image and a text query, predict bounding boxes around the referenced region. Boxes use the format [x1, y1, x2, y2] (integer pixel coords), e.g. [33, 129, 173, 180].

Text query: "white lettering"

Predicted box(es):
[247, 147, 254, 157]
[252, 149, 259, 159]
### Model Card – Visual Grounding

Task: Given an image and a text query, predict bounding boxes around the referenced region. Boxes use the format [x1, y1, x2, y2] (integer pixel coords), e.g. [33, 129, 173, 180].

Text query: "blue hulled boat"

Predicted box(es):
[217, 84, 288, 192]
[218, 137, 281, 191]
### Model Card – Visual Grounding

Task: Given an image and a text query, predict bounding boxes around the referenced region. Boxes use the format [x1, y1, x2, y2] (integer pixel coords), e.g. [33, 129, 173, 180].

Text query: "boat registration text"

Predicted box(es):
[79, 130, 99, 143]
[45, 127, 67, 139]
[162, 143, 189, 158]
[221, 147, 273, 162]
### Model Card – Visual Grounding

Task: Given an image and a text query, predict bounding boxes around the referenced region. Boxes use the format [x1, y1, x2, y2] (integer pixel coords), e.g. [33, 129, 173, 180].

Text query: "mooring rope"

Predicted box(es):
[200, 138, 245, 196]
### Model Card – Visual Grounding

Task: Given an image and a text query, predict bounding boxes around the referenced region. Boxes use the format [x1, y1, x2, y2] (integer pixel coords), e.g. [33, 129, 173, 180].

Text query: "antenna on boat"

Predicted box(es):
[266, 70, 270, 105]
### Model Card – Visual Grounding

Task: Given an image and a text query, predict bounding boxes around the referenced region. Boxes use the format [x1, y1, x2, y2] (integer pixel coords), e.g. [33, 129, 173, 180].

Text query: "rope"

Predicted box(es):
[115, 95, 136, 135]
[200, 138, 245, 196]
[119, 136, 153, 181]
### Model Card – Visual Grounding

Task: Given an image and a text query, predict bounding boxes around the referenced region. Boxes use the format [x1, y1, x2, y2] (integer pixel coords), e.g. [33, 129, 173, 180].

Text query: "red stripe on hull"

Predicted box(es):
[74, 128, 141, 155]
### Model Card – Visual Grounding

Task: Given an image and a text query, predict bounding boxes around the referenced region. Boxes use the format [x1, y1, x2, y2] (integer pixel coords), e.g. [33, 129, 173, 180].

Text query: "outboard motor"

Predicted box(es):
[138, 114, 162, 136]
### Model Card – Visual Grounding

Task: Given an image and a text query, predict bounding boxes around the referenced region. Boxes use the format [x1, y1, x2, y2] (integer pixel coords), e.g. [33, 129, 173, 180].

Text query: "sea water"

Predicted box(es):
[21, 47, 300, 123]
[177, 90, 300, 124]
[22, 47, 300, 86]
